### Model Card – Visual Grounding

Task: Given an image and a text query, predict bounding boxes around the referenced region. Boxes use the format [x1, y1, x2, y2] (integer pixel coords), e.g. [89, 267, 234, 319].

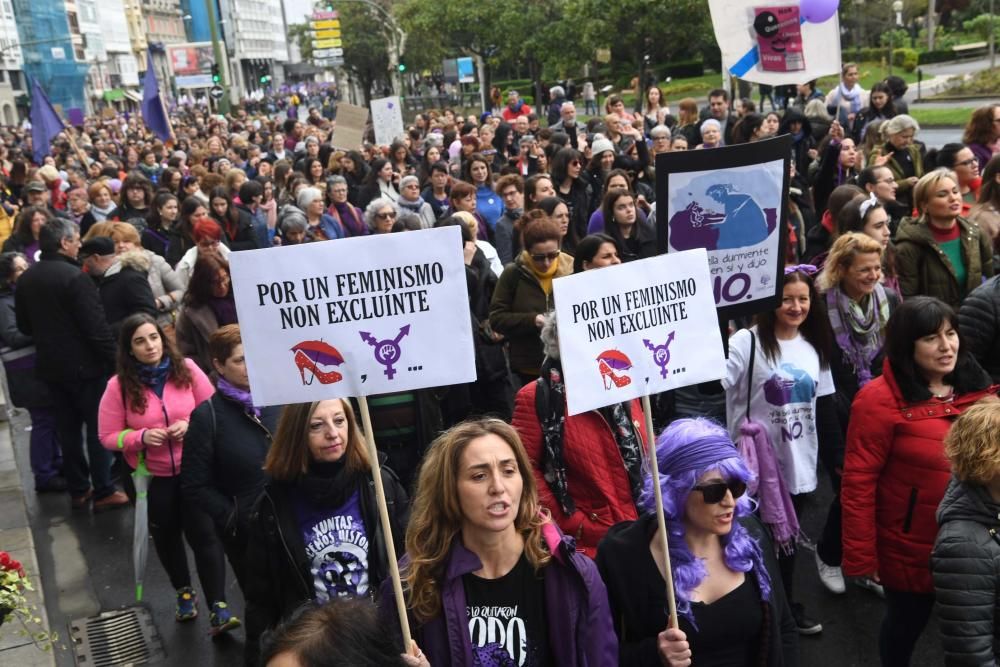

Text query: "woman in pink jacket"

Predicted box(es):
[98, 313, 238, 636]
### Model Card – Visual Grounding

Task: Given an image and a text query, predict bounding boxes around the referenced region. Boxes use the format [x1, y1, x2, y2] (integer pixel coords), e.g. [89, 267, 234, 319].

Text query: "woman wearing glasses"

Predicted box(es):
[925, 143, 983, 216]
[364, 198, 399, 235]
[596, 418, 797, 666]
[489, 215, 573, 386]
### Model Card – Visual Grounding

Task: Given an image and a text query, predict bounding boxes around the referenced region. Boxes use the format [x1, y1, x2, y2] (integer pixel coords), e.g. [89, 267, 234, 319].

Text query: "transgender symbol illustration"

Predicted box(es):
[291, 340, 345, 385]
[644, 331, 676, 378]
[596, 349, 633, 390]
[360, 325, 411, 379]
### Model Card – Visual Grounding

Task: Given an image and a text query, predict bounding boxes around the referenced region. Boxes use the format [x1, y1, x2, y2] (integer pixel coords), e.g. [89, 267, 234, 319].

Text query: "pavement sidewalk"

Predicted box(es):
[0, 408, 56, 667]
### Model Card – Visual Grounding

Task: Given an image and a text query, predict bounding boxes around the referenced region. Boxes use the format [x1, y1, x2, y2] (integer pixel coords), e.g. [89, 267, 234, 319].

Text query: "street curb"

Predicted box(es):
[0, 412, 56, 667]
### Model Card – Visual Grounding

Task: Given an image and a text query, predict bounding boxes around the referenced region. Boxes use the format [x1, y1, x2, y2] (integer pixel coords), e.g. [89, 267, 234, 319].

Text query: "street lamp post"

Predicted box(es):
[990, 0, 996, 69]
[204, 0, 230, 114]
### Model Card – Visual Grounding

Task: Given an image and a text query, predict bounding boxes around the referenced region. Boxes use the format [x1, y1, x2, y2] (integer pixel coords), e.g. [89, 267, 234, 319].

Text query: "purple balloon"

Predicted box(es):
[800, 0, 839, 23]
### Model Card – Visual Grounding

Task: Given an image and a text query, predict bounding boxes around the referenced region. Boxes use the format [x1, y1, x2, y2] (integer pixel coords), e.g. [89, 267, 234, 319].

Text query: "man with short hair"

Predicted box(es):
[699, 89, 739, 147]
[494, 174, 525, 265]
[550, 102, 581, 149]
[501, 90, 533, 123]
[81, 236, 157, 335]
[15, 219, 127, 511]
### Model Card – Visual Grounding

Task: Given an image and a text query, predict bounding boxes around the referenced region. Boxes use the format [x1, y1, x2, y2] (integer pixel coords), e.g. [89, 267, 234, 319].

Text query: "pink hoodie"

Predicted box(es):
[98, 358, 215, 477]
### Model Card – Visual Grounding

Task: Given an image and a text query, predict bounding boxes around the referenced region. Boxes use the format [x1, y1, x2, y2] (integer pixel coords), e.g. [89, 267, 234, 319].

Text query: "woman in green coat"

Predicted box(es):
[895, 169, 994, 308]
[489, 213, 573, 386]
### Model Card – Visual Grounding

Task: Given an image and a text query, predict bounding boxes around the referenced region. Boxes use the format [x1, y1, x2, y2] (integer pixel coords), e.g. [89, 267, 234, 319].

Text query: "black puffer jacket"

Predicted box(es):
[958, 275, 1000, 383]
[243, 462, 408, 666]
[932, 477, 1000, 666]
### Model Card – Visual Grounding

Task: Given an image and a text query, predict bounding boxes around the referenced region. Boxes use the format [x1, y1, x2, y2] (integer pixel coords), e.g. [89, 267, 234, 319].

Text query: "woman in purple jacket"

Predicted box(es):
[380, 418, 617, 666]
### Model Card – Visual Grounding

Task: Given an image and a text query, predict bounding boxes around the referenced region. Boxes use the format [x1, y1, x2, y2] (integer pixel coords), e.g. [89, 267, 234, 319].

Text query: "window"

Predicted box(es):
[9, 70, 21, 90]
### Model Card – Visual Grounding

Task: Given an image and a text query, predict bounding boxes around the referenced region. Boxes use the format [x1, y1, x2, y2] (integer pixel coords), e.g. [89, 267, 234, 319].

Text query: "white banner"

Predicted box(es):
[370, 96, 405, 146]
[552, 249, 726, 416]
[229, 226, 476, 406]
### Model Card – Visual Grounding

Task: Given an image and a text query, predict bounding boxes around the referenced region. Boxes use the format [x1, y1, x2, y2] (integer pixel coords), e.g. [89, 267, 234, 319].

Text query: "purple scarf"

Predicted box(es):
[332, 201, 366, 237]
[216, 376, 260, 418]
[737, 419, 799, 553]
[825, 284, 889, 387]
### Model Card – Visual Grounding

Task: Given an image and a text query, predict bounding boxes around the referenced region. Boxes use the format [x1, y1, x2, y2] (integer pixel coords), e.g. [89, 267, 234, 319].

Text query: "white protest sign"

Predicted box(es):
[370, 96, 405, 146]
[229, 226, 476, 406]
[552, 249, 726, 416]
[709, 0, 841, 85]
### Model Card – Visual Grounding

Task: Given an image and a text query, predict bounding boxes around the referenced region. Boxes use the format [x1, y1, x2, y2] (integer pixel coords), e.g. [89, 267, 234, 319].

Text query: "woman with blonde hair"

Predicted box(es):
[244, 398, 409, 666]
[378, 418, 617, 666]
[933, 398, 1000, 665]
[895, 168, 994, 307]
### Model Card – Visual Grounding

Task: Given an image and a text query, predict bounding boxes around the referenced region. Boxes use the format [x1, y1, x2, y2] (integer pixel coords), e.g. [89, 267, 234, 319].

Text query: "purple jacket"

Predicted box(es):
[378, 522, 618, 666]
[969, 142, 994, 172]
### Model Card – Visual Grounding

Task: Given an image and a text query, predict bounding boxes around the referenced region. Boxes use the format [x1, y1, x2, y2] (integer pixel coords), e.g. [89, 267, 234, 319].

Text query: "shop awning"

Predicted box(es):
[123, 90, 142, 103]
[103, 88, 125, 102]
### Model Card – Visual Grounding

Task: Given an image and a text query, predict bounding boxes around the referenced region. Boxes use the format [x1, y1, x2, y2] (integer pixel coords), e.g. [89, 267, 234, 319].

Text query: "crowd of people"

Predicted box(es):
[1, 65, 1000, 667]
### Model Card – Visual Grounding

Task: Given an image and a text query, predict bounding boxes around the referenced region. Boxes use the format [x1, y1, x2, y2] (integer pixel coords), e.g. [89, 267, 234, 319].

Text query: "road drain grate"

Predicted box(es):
[70, 606, 166, 666]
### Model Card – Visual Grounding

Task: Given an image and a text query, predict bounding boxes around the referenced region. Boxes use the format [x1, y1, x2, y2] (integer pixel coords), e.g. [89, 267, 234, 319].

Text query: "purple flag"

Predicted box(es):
[141, 50, 172, 142]
[29, 78, 64, 165]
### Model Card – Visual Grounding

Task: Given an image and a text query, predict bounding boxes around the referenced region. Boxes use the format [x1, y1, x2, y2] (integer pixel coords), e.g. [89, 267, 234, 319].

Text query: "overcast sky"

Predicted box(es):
[283, 0, 315, 25]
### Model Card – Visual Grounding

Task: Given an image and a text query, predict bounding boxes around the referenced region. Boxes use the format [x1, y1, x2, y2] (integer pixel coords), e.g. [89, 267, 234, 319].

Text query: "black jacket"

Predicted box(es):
[958, 275, 1000, 384]
[96, 259, 158, 336]
[932, 477, 1000, 666]
[244, 464, 409, 666]
[219, 207, 260, 251]
[180, 394, 281, 535]
[15, 252, 116, 384]
[165, 225, 194, 268]
[596, 512, 798, 667]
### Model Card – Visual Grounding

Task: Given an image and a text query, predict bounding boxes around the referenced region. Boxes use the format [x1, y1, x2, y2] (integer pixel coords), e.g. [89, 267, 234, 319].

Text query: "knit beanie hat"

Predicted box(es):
[591, 137, 615, 157]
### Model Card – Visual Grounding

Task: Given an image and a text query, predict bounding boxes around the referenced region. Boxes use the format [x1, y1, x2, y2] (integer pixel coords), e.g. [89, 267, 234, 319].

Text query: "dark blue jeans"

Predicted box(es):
[27, 407, 61, 486]
[47, 377, 116, 498]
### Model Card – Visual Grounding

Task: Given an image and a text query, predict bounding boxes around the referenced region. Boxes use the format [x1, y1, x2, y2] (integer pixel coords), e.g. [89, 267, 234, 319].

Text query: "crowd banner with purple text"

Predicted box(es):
[656, 135, 791, 320]
[552, 248, 726, 417]
[228, 226, 476, 406]
[709, 0, 842, 84]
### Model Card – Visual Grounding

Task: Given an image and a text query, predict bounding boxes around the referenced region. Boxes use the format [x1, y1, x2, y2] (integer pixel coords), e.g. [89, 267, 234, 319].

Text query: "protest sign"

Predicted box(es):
[656, 135, 790, 320]
[709, 0, 841, 84]
[228, 226, 476, 406]
[370, 96, 405, 146]
[331, 102, 368, 150]
[552, 249, 726, 417]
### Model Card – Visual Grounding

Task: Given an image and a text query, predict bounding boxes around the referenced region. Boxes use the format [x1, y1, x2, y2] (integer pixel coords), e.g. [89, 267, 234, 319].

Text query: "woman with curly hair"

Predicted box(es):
[97, 313, 237, 634]
[597, 418, 797, 666]
[378, 418, 617, 666]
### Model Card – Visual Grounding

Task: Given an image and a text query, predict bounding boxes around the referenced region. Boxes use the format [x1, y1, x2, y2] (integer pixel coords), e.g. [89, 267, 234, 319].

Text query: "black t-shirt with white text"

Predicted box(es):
[462, 554, 550, 667]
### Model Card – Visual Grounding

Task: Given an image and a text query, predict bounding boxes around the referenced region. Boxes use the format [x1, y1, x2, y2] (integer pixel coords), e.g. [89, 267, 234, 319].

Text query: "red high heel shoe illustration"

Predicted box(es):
[598, 359, 632, 390]
[294, 349, 343, 385]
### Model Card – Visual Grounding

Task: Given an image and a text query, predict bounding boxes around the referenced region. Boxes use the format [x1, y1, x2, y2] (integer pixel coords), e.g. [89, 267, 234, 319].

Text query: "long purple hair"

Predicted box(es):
[638, 418, 771, 624]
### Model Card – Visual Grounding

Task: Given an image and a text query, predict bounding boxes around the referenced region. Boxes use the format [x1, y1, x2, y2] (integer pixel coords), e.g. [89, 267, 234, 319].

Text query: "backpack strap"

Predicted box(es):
[746, 330, 756, 422]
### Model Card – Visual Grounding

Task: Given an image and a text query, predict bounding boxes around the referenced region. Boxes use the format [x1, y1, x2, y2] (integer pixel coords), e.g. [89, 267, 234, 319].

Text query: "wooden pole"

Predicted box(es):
[640, 393, 679, 629]
[357, 395, 414, 652]
[63, 126, 90, 170]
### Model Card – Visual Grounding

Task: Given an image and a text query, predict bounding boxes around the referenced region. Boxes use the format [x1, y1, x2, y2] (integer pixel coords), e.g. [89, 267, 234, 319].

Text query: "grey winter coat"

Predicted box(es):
[931, 477, 1000, 666]
[958, 275, 1000, 384]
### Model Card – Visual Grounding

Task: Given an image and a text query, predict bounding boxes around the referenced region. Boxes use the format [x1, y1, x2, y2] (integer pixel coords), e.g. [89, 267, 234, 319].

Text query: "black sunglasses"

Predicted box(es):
[693, 480, 747, 504]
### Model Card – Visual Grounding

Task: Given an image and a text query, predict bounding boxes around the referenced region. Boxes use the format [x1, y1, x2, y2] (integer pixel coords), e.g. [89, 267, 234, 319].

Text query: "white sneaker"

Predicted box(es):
[814, 551, 846, 594]
[855, 576, 886, 598]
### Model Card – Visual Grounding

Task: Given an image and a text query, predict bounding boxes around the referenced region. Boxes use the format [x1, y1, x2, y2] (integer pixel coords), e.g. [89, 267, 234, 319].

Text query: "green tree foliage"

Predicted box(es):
[963, 14, 1000, 42]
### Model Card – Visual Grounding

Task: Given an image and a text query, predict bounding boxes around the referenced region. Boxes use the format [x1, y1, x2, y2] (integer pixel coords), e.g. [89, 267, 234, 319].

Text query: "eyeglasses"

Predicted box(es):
[693, 480, 747, 504]
[875, 177, 896, 184]
[530, 251, 560, 263]
[955, 158, 978, 168]
[569, 160, 581, 166]
[375, 211, 397, 220]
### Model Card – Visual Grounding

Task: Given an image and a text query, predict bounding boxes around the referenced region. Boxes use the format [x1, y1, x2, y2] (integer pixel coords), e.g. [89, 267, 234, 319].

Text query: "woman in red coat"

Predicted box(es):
[513, 307, 648, 559]
[842, 296, 996, 666]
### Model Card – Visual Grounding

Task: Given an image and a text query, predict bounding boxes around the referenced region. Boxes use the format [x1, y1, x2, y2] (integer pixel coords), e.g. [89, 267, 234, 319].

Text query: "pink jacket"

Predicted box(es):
[98, 358, 215, 477]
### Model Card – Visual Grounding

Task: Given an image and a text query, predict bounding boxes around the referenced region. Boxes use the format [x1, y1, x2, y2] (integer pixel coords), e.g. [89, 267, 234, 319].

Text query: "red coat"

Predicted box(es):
[842, 361, 996, 593]
[512, 381, 647, 558]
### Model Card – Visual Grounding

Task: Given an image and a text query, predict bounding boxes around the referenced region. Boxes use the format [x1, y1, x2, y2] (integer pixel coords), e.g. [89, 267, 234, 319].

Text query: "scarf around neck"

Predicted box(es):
[826, 284, 890, 386]
[216, 375, 260, 418]
[522, 250, 560, 295]
[536, 357, 644, 516]
[837, 82, 863, 115]
[135, 356, 171, 397]
[332, 201, 365, 236]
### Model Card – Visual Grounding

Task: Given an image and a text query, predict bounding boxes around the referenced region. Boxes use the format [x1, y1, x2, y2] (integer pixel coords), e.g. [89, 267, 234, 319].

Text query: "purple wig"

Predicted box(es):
[638, 418, 771, 624]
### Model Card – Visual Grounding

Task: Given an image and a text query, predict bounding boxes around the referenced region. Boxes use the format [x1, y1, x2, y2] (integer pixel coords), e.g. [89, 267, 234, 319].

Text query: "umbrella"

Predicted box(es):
[291, 340, 344, 366]
[132, 453, 151, 601]
[596, 349, 633, 370]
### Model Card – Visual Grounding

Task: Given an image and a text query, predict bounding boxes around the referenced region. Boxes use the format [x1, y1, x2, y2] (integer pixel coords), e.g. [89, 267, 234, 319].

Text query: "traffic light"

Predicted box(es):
[260, 74, 272, 84]
[211, 64, 220, 84]
[397, 62, 406, 73]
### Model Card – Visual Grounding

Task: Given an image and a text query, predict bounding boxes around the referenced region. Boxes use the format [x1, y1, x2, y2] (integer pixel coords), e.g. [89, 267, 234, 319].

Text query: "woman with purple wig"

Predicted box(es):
[596, 418, 797, 667]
